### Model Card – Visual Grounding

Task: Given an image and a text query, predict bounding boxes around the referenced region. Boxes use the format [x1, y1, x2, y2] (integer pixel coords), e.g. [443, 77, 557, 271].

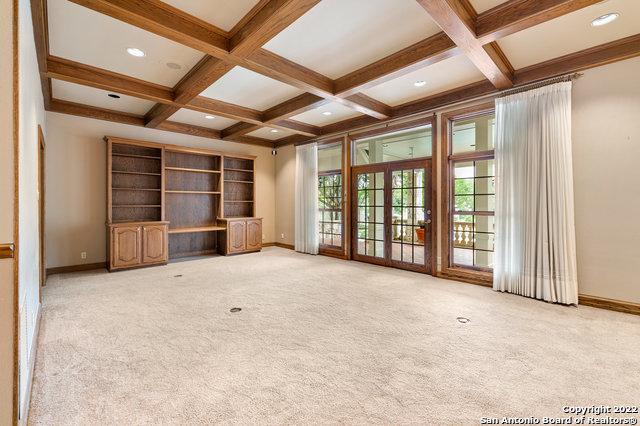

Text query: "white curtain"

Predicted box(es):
[295, 143, 319, 254]
[493, 81, 578, 305]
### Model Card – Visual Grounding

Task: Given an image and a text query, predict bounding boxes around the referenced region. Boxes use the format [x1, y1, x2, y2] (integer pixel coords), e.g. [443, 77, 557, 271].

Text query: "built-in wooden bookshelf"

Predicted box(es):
[223, 156, 255, 218]
[105, 136, 262, 270]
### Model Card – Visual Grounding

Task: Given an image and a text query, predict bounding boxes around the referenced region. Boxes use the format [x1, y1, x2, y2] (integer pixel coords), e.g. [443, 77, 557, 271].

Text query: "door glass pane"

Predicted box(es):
[356, 172, 384, 258]
[391, 167, 427, 266]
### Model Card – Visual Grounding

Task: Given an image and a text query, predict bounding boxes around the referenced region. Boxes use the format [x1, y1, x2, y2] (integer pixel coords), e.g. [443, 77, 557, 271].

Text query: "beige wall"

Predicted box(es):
[274, 144, 296, 246]
[0, 0, 16, 421]
[273, 57, 640, 304]
[45, 112, 277, 268]
[572, 56, 640, 304]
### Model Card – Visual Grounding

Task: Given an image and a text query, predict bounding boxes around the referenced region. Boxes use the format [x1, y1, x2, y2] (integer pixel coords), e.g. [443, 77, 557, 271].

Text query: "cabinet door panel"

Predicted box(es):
[143, 225, 167, 264]
[112, 226, 141, 268]
[246, 219, 262, 251]
[228, 220, 246, 253]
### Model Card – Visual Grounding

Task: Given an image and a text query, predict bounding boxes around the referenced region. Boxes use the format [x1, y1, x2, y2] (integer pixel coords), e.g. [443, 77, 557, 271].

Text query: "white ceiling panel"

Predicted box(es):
[362, 55, 485, 106]
[200, 66, 303, 110]
[167, 109, 239, 130]
[52, 79, 155, 115]
[468, 0, 507, 14]
[263, 0, 442, 79]
[290, 102, 363, 126]
[498, 0, 640, 69]
[247, 127, 296, 140]
[159, 0, 259, 32]
[48, 0, 204, 87]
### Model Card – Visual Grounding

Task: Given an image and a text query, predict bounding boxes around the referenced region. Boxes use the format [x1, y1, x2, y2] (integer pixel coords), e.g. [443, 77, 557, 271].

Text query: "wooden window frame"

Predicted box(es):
[440, 103, 495, 286]
[318, 137, 351, 260]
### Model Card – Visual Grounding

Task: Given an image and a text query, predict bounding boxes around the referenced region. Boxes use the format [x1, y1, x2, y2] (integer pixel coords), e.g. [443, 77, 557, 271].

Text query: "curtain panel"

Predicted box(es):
[295, 143, 319, 254]
[493, 82, 579, 305]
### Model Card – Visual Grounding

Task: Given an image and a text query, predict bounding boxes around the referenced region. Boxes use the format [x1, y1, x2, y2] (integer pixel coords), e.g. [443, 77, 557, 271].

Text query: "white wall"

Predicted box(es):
[18, 0, 46, 418]
[45, 112, 277, 268]
[273, 57, 640, 304]
[0, 0, 16, 421]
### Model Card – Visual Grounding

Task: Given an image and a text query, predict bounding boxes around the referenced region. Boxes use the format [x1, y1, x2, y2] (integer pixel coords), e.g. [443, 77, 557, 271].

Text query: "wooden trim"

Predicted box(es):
[12, 0, 20, 420]
[274, 242, 295, 250]
[349, 116, 435, 141]
[439, 102, 495, 279]
[38, 126, 46, 292]
[106, 135, 257, 159]
[578, 295, 640, 316]
[30, 0, 51, 109]
[430, 114, 438, 276]
[46, 262, 107, 276]
[437, 268, 493, 287]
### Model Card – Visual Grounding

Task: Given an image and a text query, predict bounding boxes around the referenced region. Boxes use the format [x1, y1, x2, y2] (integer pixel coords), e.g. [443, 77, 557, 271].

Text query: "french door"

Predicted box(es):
[351, 159, 433, 274]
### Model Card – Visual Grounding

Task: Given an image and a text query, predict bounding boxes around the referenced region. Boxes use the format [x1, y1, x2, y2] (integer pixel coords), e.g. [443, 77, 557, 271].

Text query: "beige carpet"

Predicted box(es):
[29, 247, 640, 425]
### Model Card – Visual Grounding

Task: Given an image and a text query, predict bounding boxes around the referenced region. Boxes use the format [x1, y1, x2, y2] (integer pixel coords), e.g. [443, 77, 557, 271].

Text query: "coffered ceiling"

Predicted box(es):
[35, 0, 640, 148]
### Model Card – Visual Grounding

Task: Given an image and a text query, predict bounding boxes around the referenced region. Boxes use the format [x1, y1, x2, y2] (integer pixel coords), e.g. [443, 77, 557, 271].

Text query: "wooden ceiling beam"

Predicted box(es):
[415, 0, 514, 89]
[334, 32, 459, 97]
[276, 34, 640, 146]
[262, 93, 329, 122]
[475, 0, 603, 44]
[46, 56, 174, 104]
[47, 99, 274, 146]
[230, 0, 321, 56]
[30, 0, 52, 108]
[67, 0, 230, 57]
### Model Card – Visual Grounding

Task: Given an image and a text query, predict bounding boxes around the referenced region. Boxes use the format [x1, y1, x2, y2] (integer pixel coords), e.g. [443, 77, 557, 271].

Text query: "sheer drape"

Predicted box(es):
[295, 143, 319, 254]
[493, 82, 578, 304]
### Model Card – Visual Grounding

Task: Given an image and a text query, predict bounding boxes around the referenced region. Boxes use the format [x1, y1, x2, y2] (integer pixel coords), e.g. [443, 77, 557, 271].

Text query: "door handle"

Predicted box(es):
[426, 219, 432, 224]
[426, 209, 431, 215]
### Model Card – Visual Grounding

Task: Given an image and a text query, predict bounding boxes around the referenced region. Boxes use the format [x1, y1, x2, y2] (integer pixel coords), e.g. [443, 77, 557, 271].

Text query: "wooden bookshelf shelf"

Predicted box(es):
[113, 204, 161, 208]
[165, 190, 221, 194]
[112, 153, 161, 160]
[224, 168, 253, 173]
[165, 167, 221, 174]
[224, 180, 253, 184]
[112, 188, 161, 191]
[112, 170, 161, 176]
[168, 226, 226, 234]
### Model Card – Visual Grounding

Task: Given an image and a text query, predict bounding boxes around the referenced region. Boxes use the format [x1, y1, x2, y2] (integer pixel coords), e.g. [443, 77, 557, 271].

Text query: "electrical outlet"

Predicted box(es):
[80, 252, 87, 260]
[262, 234, 266, 240]
[280, 233, 285, 239]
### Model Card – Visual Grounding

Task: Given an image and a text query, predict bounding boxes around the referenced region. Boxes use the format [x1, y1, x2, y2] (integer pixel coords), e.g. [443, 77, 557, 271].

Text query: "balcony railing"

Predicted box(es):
[453, 222, 474, 248]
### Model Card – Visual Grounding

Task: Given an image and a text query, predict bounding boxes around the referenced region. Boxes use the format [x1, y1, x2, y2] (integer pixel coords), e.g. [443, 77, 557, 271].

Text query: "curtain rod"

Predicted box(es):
[498, 72, 583, 97]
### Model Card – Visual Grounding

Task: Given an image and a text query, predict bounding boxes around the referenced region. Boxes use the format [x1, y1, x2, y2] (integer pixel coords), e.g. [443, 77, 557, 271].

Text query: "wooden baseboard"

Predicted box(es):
[437, 268, 493, 287]
[46, 262, 106, 276]
[267, 242, 294, 250]
[578, 294, 640, 316]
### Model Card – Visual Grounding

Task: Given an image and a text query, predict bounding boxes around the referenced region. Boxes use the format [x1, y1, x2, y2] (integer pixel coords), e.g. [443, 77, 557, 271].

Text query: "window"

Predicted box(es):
[442, 105, 495, 280]
[354, 124, 432, 166]
[318, 142, 343, 250]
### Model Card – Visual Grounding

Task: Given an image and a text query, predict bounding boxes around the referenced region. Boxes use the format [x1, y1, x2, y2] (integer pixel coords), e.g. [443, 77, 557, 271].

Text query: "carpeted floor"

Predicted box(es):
[29, 247, 640, 425]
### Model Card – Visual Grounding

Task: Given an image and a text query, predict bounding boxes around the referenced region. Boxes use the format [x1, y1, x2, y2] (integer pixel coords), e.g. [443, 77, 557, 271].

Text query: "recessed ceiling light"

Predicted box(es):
[414, 80, 427, 87]
[204, 115, 215, 120]
[166, 62, 182, 70]
[322, 111, 332, 116]
[107, 93, 121, 99]
[270, 129, 279, 133]
[126, 47, 146, 57]
[591, 13, 619, 26]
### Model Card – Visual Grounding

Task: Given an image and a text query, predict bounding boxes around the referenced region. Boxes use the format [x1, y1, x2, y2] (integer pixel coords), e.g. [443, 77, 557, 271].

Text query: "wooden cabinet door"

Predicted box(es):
[228, 220, 246, 254]
[112, 226, 141, 268]
[142, 225, 167, 264]
[246, 219, 262, 251]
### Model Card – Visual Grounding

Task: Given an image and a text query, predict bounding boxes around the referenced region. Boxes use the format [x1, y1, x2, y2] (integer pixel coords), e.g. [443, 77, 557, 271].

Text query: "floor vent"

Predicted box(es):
[457, 317, 470, 323]
[174, 274, 183, 277]
[230, 307, 242, 313]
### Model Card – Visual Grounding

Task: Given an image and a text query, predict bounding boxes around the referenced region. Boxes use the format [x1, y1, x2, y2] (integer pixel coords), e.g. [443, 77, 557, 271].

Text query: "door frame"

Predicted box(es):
[38, 125, 45, 294]
[350, 158, 434, 274]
